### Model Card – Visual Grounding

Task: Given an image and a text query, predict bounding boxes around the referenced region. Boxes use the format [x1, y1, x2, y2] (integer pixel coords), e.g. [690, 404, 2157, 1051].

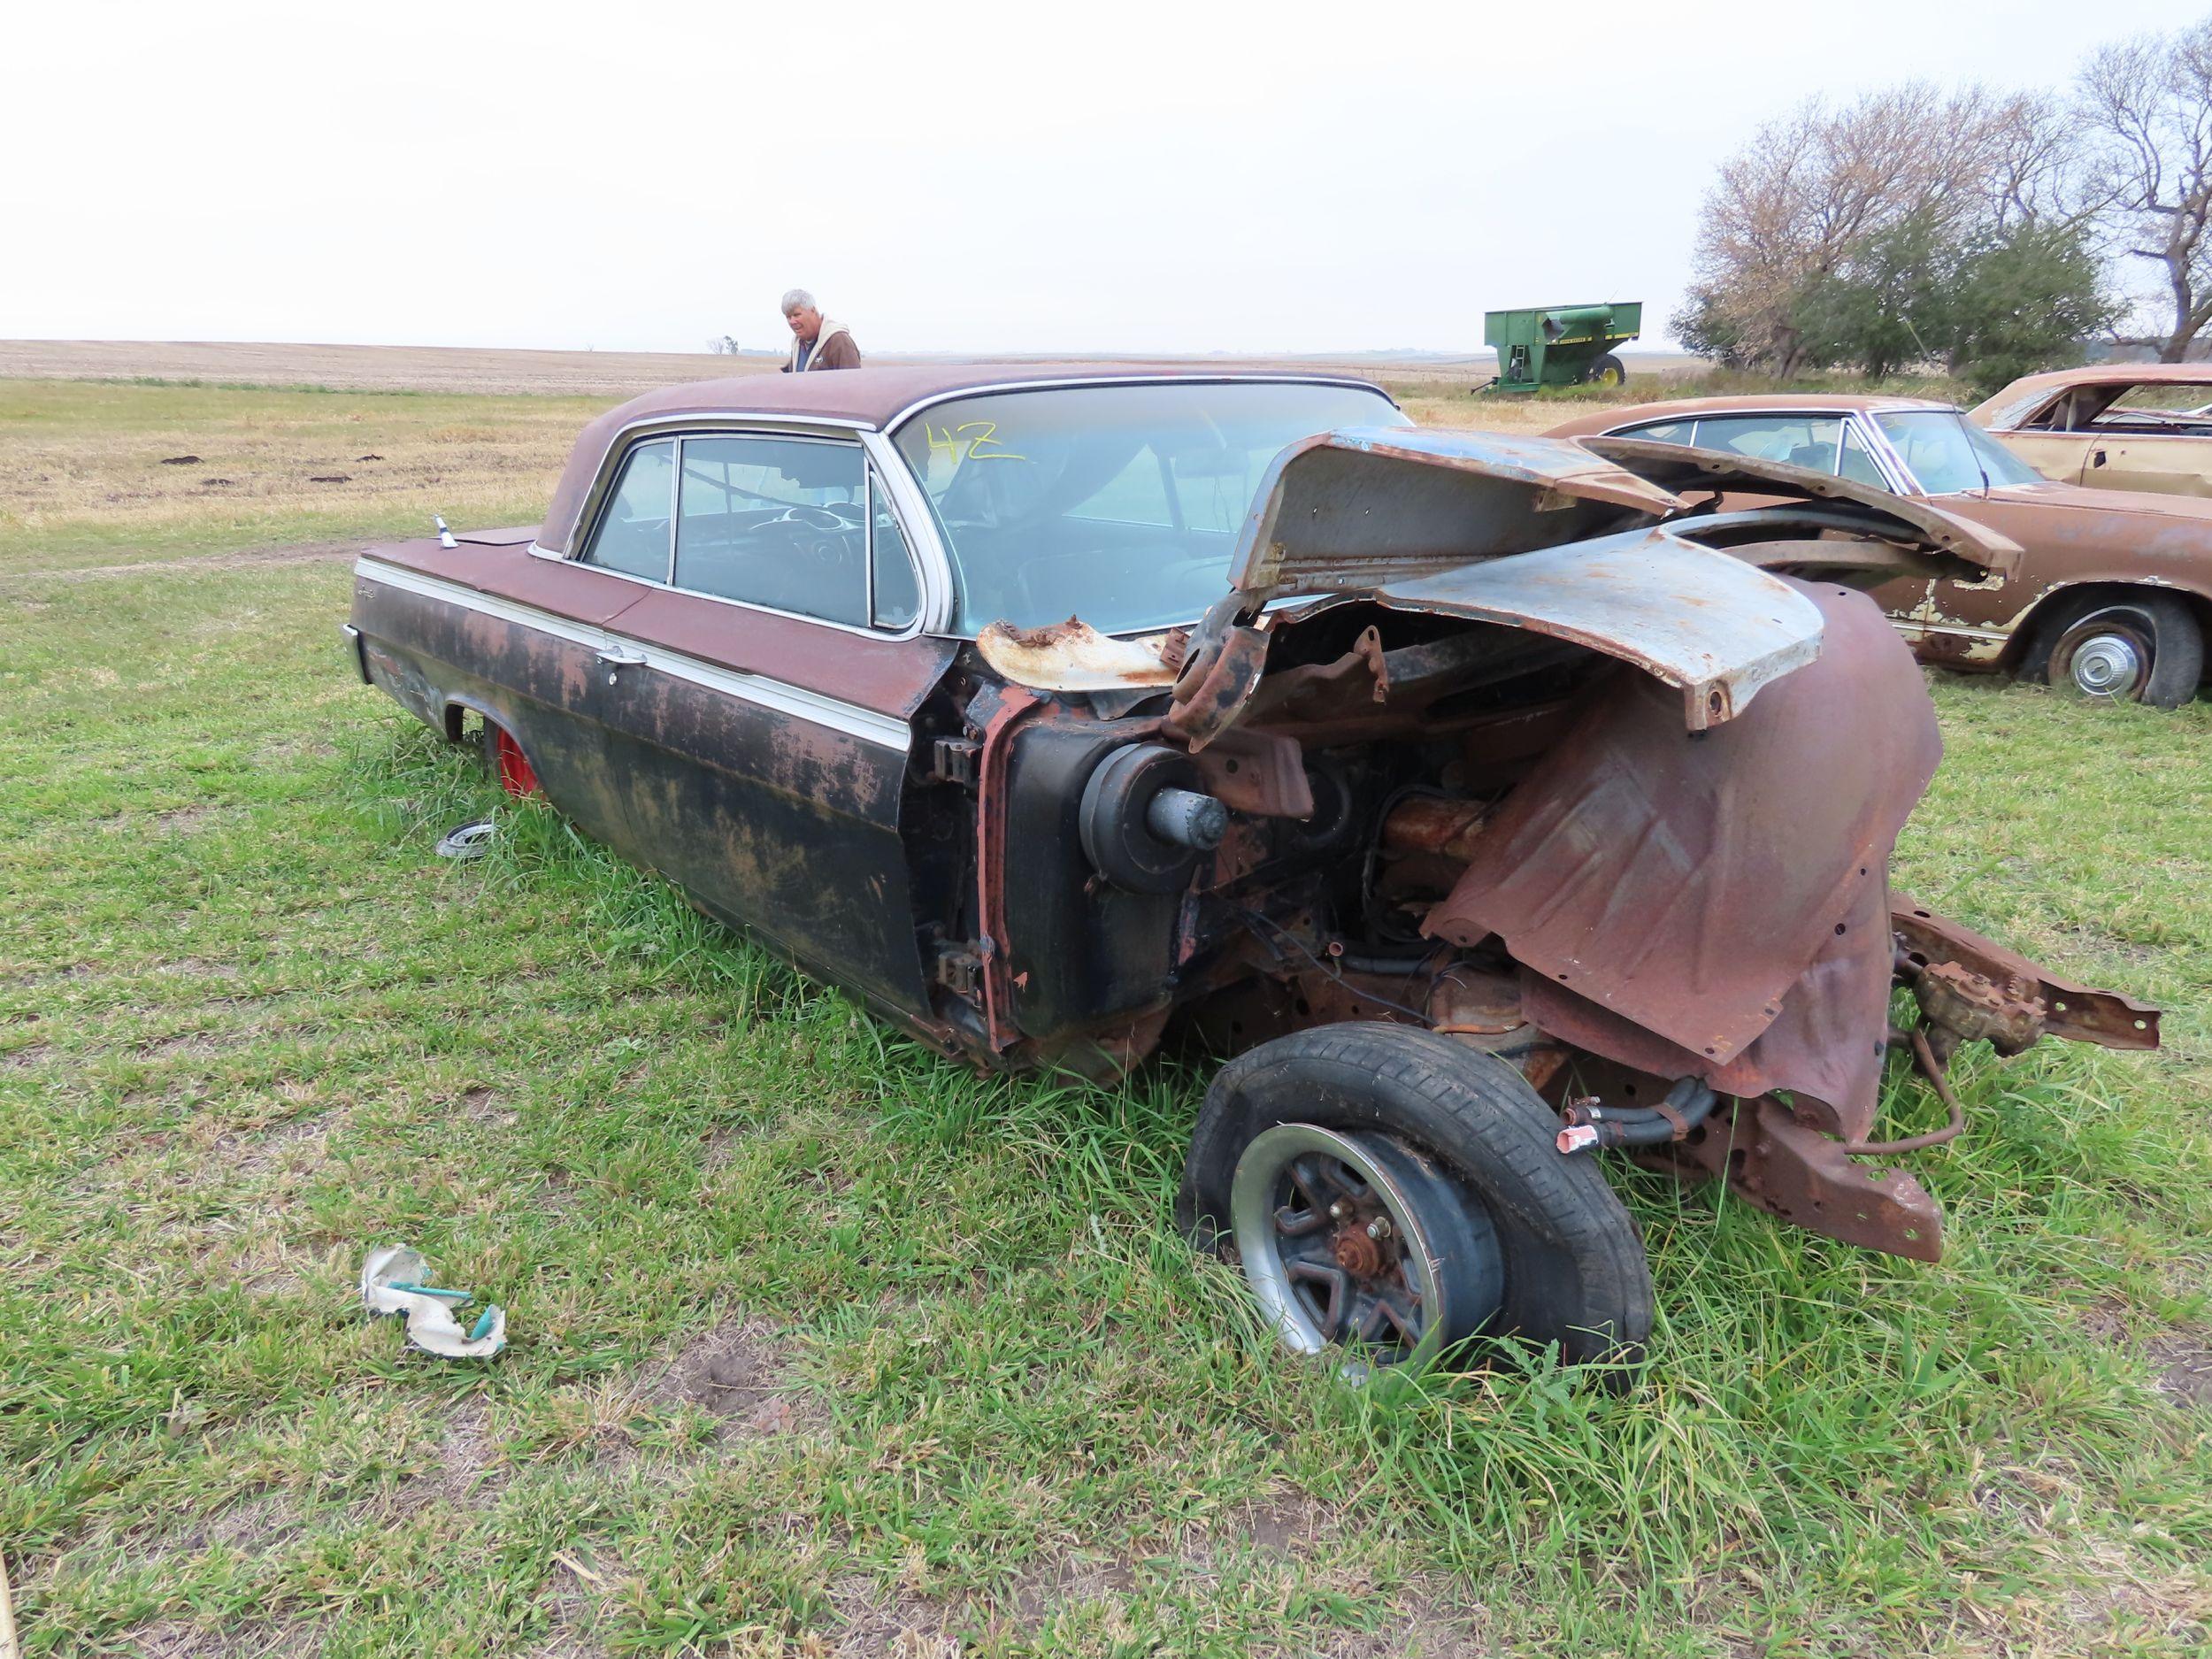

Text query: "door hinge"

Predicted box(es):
[933, 940, 987, 996]
[930, 735, 981, 785]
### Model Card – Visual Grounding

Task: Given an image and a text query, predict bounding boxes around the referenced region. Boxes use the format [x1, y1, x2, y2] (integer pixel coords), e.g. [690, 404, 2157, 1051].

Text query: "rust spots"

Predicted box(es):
[976, 617, 1179, 692]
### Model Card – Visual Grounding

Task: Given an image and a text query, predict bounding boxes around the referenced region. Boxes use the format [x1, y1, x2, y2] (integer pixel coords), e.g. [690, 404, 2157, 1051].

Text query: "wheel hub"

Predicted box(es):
[2070, 631, 2144, 698]
[1330, 1220, 1390, 1279]
[1226, 1122, 1502, 1376]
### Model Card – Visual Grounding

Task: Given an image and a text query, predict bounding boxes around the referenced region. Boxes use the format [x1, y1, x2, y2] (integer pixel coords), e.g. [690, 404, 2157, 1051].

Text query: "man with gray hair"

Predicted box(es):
[779, 289, 861, 372]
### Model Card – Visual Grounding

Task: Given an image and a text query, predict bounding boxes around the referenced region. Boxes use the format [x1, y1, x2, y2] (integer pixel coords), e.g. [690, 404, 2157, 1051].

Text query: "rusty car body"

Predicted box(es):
[346, 365, 2157, 1374]
[1974, 362, 2212, 500]
[1548, 393, 2212, 707]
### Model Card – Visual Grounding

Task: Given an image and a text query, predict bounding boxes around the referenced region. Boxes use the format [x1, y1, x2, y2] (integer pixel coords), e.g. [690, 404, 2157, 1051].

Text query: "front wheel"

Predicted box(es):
[2033, 592, 2203, 708]
[1178, 1025, 1652, 1376]
[1586, 353, 1627, 389]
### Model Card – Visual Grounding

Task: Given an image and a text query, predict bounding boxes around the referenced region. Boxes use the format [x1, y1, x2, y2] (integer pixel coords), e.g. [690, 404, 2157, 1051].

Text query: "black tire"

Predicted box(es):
[1586, 353, 1627, 390]
[1178, 1024, 1652, 1373]
[2024, 590, 2204, 709]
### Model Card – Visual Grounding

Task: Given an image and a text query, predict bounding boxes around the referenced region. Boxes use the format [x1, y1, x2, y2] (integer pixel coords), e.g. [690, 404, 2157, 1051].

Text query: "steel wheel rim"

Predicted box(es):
[1229, 1124, 1458, 1375]
[2066, 628, 2146, 698]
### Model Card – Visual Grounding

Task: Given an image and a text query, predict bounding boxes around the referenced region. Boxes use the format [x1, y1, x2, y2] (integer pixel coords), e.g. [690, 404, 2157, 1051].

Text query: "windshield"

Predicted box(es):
[892, 380, 1407, 635]
[1874, 411, 2043, 495]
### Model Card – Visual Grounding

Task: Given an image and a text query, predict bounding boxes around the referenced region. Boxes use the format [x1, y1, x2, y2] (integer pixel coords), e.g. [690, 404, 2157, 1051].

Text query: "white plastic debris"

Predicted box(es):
[434, 819, 497, 861]
[360, 1245, 508, 1359]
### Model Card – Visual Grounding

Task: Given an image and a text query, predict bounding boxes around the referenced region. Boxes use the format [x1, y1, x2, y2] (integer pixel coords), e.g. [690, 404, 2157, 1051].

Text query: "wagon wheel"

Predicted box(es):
[1586, 353, 1628, 390]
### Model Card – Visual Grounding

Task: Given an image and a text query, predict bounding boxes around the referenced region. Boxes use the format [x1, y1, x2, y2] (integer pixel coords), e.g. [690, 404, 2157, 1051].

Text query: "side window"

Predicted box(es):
[1839, 424, 1890, 489]
[869, 470, 921, 629]
[673, 435, 867, 626]
[584, 440, 676, 580]
[1616, 419, 1694, 445]
[1691, 415, 1843, 474]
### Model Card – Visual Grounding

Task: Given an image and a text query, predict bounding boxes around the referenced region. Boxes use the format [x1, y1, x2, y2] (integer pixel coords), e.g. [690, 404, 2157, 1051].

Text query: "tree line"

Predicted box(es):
[1677, 12, 2212, 391]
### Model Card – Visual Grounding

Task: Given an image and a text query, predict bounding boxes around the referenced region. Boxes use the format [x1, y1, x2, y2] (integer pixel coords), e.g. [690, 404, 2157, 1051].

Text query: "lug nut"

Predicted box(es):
[1329, 1201, 1346, 1219]
[1366, 1217, 1393, 1241]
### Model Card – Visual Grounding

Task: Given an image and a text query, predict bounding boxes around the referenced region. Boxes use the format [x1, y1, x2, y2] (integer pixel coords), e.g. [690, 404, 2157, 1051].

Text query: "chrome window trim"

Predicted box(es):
[881, 374, 1407, 637]
[1839, 413, 1917, 494]
[355, 556, 911, 750]
[1607, 409, 1918, 495]
[879, 372, 1402, 434]
[554, 411, 877, 556]
[857, 428, 955, 632]
[550, 426, 932, 642]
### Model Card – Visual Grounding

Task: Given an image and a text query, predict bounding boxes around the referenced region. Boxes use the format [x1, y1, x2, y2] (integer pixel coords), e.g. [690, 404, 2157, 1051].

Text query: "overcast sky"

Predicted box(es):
[4, 0, 2202, 357]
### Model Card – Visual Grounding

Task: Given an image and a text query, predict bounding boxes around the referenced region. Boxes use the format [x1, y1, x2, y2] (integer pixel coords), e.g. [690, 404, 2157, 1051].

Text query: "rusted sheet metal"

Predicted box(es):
[1893, 897, 2160, 1051]
[976, 617, 1179, 691]
[362, 537, 650, 627]
[1583, 435, 2024, 575]
[1188, 728, 1315, 818]
[1424, 583, 1939, 1139]
[1662, 1096, 1946, 1262]
[1164, 622, 1272, 750]
[1371, 528, 1825, 730]
[1381, 797, 1487, 863]
[1225, 426, 1686, 602]
[972, 687, 1044, 1051]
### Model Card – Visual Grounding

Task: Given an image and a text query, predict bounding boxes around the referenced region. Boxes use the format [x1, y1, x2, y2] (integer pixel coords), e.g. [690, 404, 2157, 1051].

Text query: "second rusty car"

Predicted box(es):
[1548, 394, 2212, 707]
[347, 366, 2157, 1376]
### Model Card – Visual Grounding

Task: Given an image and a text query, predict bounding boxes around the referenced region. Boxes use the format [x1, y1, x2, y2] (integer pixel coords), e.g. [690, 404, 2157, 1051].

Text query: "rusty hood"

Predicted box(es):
[1581, 435, 2024, 578]
[1225, 426, 1687, 601]
[1156, 426, 1831, 742]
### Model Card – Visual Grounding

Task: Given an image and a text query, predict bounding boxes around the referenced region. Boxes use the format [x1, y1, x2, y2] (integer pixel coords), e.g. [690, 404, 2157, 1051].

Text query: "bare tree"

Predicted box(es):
[1681, 85, 2024, 373]
[1985, 90, 2108, 232]
[2080, 15, 2212, 360]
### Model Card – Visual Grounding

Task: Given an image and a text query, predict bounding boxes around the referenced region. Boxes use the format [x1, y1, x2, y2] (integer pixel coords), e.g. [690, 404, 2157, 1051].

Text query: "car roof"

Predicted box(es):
[1985, 361, 2212, 397]
[584, 362, 1386, 432]
[537, 364, 1392, 555]
[1543, 392, 1955, 439]
[1972, 360, 2212, 424]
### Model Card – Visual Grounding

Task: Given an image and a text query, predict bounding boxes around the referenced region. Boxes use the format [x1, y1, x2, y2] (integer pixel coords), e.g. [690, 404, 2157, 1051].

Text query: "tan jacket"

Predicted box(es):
[784, 319, 860, 372]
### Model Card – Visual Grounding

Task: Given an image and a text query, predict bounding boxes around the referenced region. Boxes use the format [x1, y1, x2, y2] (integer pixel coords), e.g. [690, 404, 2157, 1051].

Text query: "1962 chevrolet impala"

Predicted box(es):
[346, 366, 2158, 1375]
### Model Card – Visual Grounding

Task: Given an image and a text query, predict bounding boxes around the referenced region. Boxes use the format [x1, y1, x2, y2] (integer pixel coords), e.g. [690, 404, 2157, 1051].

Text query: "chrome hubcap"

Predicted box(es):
[2070, 632, 2144, 698]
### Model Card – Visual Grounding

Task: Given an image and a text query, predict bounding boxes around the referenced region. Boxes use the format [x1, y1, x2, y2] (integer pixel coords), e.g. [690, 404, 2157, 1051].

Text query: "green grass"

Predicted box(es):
[2, 380, 2208, 1656]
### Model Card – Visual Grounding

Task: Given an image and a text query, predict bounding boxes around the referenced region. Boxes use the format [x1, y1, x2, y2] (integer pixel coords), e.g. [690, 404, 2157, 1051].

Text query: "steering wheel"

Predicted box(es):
[768, 503, 861, 532]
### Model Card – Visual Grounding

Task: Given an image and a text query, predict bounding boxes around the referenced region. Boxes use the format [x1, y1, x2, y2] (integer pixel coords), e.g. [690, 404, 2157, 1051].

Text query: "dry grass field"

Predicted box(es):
[2, 345, 2207, 1659]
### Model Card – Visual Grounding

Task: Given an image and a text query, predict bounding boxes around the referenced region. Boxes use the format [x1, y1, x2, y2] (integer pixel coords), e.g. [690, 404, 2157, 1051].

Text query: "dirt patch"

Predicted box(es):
[156, 805, 221, 833]
[137, 1032, 222, 1061]
[1302, 1588, 1488, 1658]
[123, 1617, 324, 1657]
[636, 1316, 816, 1441]
[461, 1086, 515, 1125]
[2149, 1332, 2212, 1408]
[389, 1398, 506, 1512]
[4, 1041, 56, 1069]
[824, 1573, 958, 1659]
[1008, 1550, 1141, 1623]
[516, 1555, 614, 1659]
[157, 958, 244, 982]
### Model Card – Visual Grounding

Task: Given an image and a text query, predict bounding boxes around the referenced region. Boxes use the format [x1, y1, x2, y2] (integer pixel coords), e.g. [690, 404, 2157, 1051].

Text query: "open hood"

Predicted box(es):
[1226, 426, 1687, 602]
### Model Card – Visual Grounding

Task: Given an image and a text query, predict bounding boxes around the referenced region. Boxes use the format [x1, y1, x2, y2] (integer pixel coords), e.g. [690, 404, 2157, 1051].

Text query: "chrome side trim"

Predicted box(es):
[339, 622, 371, 684]
[353, 557, 912, 752]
